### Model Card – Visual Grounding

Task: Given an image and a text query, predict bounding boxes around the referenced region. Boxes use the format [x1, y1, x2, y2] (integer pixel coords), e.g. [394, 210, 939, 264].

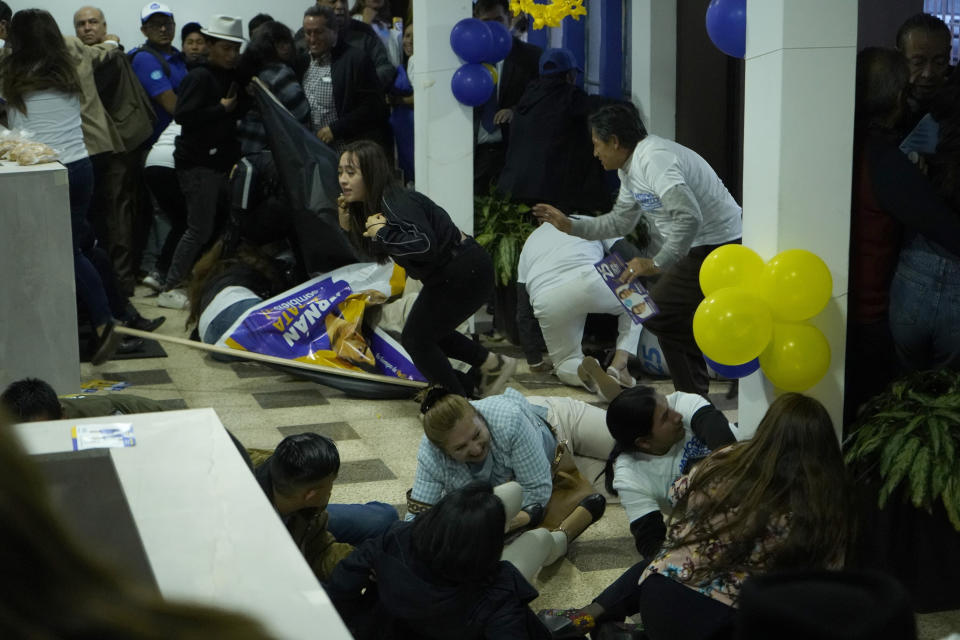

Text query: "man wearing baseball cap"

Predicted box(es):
[131, 2, 188, 147]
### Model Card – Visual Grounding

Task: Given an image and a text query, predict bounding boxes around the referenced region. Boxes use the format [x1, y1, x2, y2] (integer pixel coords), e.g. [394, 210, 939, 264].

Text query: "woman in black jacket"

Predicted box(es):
[325, 483, 550, 639]
[337, 140, 515, 397]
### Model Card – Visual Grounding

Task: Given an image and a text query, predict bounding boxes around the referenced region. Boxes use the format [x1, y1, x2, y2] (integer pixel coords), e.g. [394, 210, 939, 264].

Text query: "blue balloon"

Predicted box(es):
[450, 18, 494, 64]
[451, 63, 494, 107]
[484, 20, 513, 63]
[705, 0, 746, 58]
[705, 355, 759, 379]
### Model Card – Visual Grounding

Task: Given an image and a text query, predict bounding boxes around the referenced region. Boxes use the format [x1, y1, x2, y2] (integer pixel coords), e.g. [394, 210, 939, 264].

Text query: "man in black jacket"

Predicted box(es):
[473, 0, 542, 194]
[296, 4, 390, 154]
[159, 15, 245, 309]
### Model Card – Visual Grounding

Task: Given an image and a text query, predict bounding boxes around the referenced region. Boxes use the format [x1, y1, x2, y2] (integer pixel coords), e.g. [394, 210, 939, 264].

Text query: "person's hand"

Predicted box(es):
[363, 213, 387, 238]
[493, 108, 513, 125]
[317, 126, 334, 143]
[532, 203, 572, 234]
[220, 94, 238, 112]
[104, 33, 120, 43]
[337, 194, 351, 231]
[619, 257, 659, 283]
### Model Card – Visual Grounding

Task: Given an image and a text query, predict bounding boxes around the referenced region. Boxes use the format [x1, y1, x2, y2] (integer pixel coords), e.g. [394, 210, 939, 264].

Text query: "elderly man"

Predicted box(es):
[896, 13, 953, 131]
[296, 4, 389, 152]
[73, 5, 113, 45]
[310, 0, 395, 89]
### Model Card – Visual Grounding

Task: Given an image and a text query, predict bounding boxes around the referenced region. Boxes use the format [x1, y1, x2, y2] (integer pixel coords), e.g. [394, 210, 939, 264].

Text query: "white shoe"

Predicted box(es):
[142, 271, 164, 293]
[157, 288, 189, 310]
[607, 366, 636, 388]
[479, 354, 518, 398]
[577, 357, 621, 402]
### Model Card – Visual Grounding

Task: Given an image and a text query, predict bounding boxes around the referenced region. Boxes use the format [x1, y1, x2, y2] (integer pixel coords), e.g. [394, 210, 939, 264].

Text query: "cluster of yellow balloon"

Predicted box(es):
[693, 245, 833, 391]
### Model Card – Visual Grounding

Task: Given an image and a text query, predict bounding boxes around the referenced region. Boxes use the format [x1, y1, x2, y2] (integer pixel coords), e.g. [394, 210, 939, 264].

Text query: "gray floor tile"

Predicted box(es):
[231, 362, 284, 379]
[253, 389, 330, 409]
[336, 459, 397, 484]
[566, 536, 638, 572]
[514, 373, 568, 390]
[107, 369, 173, 386]
[157, 398, 188, 410]
[277, 422, 359, 441]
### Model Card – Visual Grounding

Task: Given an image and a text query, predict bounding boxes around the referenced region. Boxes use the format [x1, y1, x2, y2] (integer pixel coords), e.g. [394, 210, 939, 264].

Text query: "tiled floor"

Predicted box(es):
[79, 290, 959, 637]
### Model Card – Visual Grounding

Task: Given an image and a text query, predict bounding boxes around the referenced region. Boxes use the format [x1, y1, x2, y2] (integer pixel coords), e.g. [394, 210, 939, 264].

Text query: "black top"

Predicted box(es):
[372, 187, 464, 284]
[325, 521, 550, 640]
[174, 64, 244, 171]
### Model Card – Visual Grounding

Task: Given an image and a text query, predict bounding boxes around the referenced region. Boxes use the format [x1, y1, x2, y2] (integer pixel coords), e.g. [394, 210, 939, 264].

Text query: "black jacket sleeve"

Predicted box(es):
[629, 511, 666, 559]
[174, 69, 227, 127]
[690, 404, 737, 449]
[376, 191, 436, 257]
[330, 48, 387, 142]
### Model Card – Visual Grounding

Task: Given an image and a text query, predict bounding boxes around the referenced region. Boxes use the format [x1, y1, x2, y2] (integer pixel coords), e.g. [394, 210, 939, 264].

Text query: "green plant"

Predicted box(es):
[844, 369, 960, 531]
[474, 189, 536, 286]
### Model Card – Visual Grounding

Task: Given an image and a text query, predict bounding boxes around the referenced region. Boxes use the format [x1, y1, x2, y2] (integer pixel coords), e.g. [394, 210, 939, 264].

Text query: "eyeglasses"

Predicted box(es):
[144, 17, 175, 30]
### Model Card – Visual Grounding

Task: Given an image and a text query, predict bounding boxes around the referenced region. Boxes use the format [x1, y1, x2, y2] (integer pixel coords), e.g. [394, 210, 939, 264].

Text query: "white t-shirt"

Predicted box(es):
[517, 221, 620, 297]
[612, 391, 719, 523]
[145, 121, 180, 169]
[5, 90, 88, 164]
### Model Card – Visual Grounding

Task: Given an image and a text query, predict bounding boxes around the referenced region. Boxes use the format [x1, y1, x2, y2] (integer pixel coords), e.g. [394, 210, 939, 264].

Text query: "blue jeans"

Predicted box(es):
[67, 158, 113, 328]
[889, 235, 960, 371]
[326, 502, 398, 546]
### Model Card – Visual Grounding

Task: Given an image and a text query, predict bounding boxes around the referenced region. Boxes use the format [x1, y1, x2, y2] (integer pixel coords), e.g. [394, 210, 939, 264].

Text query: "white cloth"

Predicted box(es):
[612, 391, 712, 523]
[5, 90, 88, 164]
[198, 286, 261, 342]
[145, 122, 180, 169]
[570, 134, 742, 268]
[519, 222, 640, 387]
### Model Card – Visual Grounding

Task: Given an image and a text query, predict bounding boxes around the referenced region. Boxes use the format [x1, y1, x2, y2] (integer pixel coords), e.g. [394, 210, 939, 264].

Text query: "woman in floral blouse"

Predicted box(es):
[539, 393, 851, 640]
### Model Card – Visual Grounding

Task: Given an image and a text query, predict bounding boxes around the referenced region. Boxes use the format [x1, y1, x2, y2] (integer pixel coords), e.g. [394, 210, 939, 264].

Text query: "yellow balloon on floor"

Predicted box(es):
[693, 288, 773, 366]
[759, 322, 831, 391]
[755, 249, 832, 322]
[699, 244, 764, 295]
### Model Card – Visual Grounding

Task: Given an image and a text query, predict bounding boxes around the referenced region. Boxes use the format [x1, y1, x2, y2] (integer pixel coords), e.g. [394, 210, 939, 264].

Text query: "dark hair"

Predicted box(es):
[409, 482, 506, 584]
[473, 0, 509, 16]
[247, 13, 273, 38]
[180, 21, 202, 43]
[0, 9, 82, 114]
[305, 4, 337, 24]
[0, 378, 61, 422]
[339, 140, 398, 262]
[667, 394, 851, 591]
[601, 386, 658, 494]
[855, 47, 909, 127]
[588, 101, 647, 150]
[895, 12, 951, 50]
[238, 20, 294, 82]
[269, 433, 341, 497]
[0, 1, 12, 23]
[350, 0, 390, 23]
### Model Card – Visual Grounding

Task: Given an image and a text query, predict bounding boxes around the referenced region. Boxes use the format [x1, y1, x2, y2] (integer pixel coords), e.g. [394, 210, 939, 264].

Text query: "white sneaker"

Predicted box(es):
[607, 366, 636, 388]
[479, 354, 518, 398]
[577, 357, 622, 403]
[157, 288, 189, 310]
[142, 271, 164, 293]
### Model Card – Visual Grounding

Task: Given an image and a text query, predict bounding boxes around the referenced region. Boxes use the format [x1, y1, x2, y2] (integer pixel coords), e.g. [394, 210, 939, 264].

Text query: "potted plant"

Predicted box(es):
[843, 368, 960, 612]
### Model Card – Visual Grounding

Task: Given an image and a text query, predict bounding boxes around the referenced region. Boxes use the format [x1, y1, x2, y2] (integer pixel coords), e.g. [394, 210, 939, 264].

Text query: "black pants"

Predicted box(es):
[474, 142, 506, 195]
[644, 240, 741, 396]
[401, 239, 493, 396]
[143, 166, 188, 279]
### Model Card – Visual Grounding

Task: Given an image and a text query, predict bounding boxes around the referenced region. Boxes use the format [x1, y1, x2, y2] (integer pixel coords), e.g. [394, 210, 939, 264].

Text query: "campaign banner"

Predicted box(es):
[595, 254, 660, 325]
[216, 262, 426, 382]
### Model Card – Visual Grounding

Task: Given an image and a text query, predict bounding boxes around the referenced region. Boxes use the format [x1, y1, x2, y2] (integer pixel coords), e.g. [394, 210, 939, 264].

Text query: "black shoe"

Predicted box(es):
[591, 621, 645, 639]
[90, 322, 121, 366]
[117, 337, 145, 355]
[126, 314, 166, 332]
[579, 494, 607, 523]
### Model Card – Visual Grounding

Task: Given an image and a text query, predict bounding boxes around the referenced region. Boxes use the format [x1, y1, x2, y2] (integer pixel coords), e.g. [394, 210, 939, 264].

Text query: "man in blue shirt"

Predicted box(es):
[130, 2, 188, 146]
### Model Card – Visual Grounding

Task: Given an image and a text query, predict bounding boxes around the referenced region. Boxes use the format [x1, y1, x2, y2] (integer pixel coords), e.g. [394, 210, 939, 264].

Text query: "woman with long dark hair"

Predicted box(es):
[0, 9, 120, 363]
[541, 394, 852, 639]
[337, 140, 516, 397]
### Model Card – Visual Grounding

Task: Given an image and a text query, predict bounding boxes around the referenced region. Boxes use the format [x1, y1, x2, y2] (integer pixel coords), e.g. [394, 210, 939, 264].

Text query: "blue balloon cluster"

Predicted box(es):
[705, 0, 746, 58]
[449, 18, 513, 107]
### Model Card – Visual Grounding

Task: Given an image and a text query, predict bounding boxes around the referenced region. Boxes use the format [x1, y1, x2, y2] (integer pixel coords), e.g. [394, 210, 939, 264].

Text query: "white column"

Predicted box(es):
[411, 0, 474, 233]
[738, 0, 858, 436]
[629, 0, 677, 139]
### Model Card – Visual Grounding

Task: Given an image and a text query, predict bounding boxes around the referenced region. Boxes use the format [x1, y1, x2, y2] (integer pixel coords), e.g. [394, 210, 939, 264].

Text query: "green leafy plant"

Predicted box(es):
[844, 369, 960, 531]
[474, 189, 536, 286]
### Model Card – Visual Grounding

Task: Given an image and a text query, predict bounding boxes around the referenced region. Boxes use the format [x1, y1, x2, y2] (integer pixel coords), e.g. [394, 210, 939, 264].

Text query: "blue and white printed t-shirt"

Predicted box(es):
[612, 391, 720, 524]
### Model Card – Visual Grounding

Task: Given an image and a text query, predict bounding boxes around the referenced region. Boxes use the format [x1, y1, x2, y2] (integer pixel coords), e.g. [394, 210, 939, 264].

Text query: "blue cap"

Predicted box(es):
[539, 47, 581, 76]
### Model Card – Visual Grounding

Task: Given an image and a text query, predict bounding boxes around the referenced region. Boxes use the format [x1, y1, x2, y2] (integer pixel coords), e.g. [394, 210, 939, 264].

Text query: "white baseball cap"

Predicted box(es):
[141, 2, 173, 24]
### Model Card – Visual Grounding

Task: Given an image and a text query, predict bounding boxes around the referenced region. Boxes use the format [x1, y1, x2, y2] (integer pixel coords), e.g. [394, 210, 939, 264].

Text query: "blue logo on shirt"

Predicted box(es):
[150, 70, 163, 80]
[634, 192, 662, 210]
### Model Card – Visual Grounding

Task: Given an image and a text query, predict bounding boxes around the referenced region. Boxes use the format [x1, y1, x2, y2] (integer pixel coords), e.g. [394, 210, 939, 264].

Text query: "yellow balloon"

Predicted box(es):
[755, 249, 832, 322]
[759, 322, 831, 392]
[699, 244, 764, 295]
[693, 287, 774, 366]
[482, 63, 498, 84]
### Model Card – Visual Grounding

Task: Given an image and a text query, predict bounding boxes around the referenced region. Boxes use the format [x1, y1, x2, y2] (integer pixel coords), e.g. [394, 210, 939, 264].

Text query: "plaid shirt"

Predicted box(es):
[238, 63, 312, 156]
[303, 54, 336, 134]
[407, 388, 556, 519]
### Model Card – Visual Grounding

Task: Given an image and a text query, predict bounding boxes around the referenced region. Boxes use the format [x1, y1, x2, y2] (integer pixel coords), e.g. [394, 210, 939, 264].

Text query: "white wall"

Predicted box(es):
[41, 0, 310, 47]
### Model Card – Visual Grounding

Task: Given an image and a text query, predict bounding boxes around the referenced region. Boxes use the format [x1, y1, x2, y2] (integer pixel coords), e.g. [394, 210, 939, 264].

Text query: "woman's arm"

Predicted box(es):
[404, 438, 447, 520]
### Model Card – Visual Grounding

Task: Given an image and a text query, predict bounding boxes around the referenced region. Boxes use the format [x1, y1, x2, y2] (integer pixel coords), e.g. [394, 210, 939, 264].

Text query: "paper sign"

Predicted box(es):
[71, 423, 136, 451]
[595, 254, 660, 325]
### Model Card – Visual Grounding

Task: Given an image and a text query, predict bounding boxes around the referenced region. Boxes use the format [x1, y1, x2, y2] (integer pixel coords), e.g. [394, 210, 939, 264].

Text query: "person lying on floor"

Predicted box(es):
[325, 482, 553, 640]
[540, 393, 851, 640]
[1, 377, 165, 421]
[601, 385, 740, 562]
[253, 433, 397, 581]
[407, 386, 610, 537]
